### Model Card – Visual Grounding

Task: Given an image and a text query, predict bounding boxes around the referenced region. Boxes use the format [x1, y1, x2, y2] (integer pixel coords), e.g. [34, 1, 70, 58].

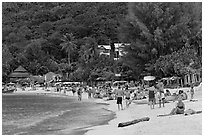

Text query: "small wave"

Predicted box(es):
[55, 110, 71, 117]
[96, 102, 109, 105]
[5, 109, 72, 130]
[14, 131, 29, 135]
[31, 109, 72, 126]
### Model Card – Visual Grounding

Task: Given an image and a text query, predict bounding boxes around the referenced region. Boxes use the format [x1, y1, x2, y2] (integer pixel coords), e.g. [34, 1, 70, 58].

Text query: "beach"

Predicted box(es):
[85, 84, 202, 135]
[2, 85, 202, 135]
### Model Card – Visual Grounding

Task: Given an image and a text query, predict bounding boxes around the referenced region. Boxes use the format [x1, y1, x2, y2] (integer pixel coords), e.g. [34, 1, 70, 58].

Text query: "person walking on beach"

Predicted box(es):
[72, 85, 76, 96]
[190, 85, 194, 101]
[115, 85, 124, 111]
[77, 86, 83, 101]
[87, 86, 92, 99]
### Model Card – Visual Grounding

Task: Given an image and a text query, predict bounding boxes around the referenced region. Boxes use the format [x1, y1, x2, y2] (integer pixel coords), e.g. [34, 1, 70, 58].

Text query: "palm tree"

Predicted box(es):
[80, 37, 99, 64]
[60, 33, 76, 65]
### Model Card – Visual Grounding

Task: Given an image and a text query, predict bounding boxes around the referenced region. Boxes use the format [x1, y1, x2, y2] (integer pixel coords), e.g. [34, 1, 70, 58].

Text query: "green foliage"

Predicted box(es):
[2, 2, 127, 82]
[2, 2, 201, 82]
[119, 2, 202, 77]
[154, 48, 201, 77]
[60, 33, 77, 65]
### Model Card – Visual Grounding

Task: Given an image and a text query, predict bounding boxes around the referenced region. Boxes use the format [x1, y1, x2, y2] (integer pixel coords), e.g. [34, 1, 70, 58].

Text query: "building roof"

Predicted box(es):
[9, 66, 30, 78]
[14, 66, 28, 72]
[9, 72, 30, 78]
[98, 45, 111, 50]
[98, 43, 129, 50]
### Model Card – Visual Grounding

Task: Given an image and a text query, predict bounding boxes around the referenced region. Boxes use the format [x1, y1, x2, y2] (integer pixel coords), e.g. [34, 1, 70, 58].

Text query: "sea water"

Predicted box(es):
[2, 94, 115, 135]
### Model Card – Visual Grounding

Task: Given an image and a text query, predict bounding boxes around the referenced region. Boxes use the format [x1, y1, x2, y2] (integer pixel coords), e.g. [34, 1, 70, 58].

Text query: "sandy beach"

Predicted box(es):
[85, 84, 202, 135]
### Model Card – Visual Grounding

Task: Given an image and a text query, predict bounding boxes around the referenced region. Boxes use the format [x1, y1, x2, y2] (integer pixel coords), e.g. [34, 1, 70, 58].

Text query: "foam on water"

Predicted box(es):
[2, 94, 115, 135]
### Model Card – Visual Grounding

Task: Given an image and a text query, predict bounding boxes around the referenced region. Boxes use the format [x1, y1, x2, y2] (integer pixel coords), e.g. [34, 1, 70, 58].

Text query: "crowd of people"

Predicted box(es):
[112, 80, 196, 113]
[6, 79, 196, 115]
[53, 80, 195, 111]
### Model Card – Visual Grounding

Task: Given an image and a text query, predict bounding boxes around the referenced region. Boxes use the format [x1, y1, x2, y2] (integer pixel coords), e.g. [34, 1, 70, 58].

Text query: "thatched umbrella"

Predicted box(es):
[9, 66, 30, 81]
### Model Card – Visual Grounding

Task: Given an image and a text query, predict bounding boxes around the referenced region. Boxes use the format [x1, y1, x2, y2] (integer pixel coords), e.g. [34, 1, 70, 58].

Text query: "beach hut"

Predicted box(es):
[9, 66, 30, 82]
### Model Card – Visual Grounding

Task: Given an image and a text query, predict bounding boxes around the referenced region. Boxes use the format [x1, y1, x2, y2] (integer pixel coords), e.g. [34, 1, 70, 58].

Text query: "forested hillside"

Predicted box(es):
[2, 2, 127, 82]
[2, 2, 202, 82]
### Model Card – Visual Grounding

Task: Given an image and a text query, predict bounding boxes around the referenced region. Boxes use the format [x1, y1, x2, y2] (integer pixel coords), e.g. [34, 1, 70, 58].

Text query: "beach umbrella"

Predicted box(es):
[7, 82, 15, 85]
[170, 76, 180, 80]
[96, 77, 106, 81]
[143, 76, 155, 81]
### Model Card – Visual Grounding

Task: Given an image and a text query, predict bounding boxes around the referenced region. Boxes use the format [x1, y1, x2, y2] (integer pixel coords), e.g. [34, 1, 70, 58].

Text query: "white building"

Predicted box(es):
[98, 43, 129, 60]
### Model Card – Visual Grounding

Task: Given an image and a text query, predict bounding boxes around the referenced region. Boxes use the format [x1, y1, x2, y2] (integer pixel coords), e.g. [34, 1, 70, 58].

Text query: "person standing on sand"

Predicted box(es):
[160, 91, 165, 107]
[115, 85, 124, 111]
[148, 83, 156, 109]
[124, 86, 131, 108]
[156, 80, 165, 108]
[156, 88, 165, 108]
[190, 86, 194, 101]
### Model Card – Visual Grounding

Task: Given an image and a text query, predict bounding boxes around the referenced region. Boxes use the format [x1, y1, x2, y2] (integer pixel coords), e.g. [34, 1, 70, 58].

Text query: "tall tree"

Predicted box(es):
[79, 37, 99, 64]
[60, 33, 77, 65]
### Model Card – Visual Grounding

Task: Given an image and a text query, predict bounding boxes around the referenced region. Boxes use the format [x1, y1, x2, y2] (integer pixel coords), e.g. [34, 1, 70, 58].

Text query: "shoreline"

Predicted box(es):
[3, 85, 202, 135]
[3, 88, 117, 135]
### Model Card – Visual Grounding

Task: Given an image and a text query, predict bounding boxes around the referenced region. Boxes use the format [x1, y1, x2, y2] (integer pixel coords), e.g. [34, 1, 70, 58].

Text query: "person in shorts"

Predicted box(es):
[115, 85, 124, 111]
[124, 86, 131, 108]
[148, 83, 156, 109]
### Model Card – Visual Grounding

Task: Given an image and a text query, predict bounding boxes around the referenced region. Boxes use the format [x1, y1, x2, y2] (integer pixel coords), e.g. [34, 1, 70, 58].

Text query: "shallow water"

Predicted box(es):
[2, 94, 115, 135]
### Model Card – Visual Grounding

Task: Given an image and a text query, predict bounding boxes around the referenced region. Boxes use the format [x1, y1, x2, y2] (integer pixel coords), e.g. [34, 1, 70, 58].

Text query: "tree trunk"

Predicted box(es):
[118, 117, 150, 127]
[110, 42, 115, 61]
[68, 52, 71, 66]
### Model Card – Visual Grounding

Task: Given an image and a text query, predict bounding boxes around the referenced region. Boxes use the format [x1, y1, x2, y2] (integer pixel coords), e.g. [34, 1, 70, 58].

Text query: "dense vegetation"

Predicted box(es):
[119, 2, 202, 79]
[2, 2, 202, 82]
